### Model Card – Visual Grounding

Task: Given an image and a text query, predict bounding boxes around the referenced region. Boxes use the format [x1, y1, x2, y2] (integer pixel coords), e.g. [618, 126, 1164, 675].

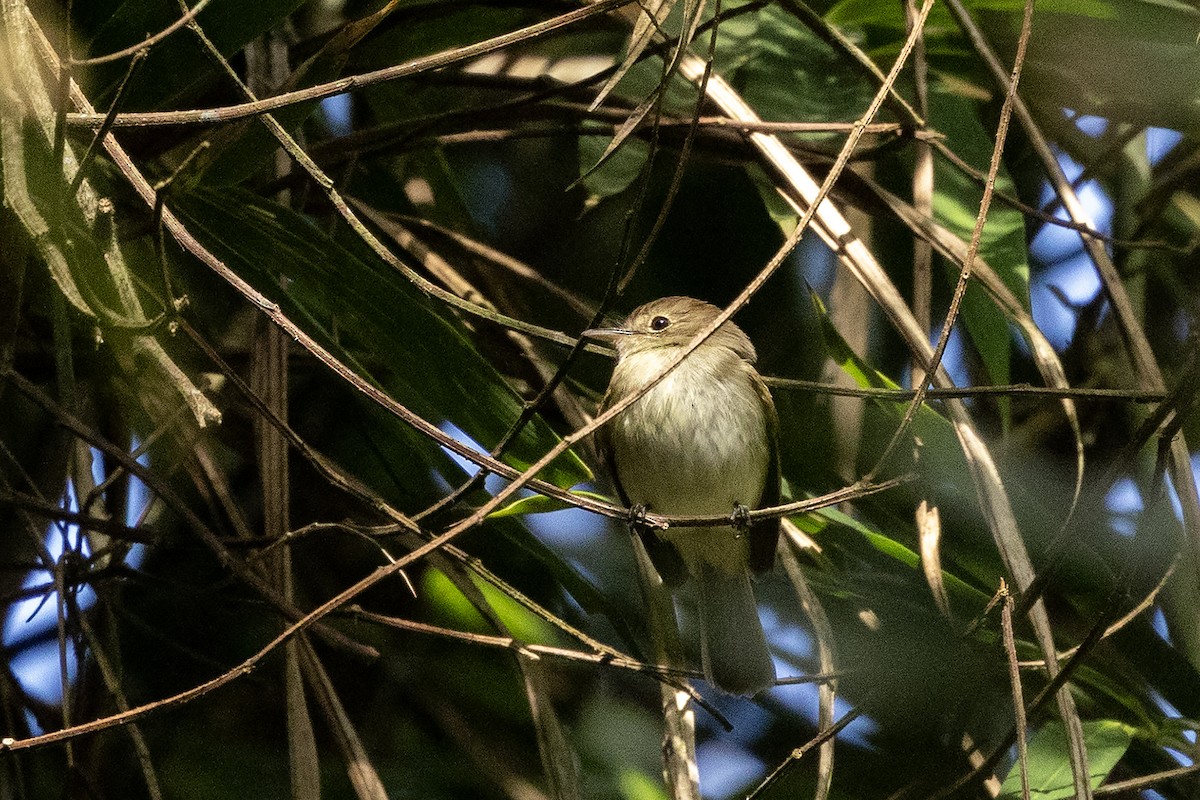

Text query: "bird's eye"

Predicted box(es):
[650, 316, 670, 331]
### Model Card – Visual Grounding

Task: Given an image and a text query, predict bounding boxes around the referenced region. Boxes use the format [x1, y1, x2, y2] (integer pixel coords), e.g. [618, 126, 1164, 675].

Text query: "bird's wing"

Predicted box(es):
[748, 371, 782, 574]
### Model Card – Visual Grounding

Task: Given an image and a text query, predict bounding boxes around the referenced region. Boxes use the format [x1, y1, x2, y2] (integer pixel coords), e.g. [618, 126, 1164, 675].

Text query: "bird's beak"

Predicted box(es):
[580, 326, 634, 344]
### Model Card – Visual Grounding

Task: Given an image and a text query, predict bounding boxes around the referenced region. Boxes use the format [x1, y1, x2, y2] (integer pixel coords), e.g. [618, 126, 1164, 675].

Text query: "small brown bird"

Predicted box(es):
[585, 297, 780, 695]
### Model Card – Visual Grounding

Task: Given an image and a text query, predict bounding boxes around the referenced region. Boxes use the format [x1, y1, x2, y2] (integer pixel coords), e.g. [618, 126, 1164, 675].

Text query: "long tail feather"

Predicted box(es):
[696, 564, 775, 696]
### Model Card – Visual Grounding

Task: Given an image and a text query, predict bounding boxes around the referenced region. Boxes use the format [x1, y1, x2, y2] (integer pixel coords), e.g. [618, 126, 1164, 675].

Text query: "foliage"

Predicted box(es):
[1, 0, 1198, 798]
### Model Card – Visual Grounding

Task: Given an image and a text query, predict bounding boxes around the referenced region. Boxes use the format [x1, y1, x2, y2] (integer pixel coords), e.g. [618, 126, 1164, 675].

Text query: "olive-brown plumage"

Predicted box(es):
[587, 297, 780, 695]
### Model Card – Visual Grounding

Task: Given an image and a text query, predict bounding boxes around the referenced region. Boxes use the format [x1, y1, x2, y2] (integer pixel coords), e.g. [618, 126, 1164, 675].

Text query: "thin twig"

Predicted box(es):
[0, 488, 155, 543]
[1093, 764, 1200, 795]
[868, 0, 1033, 478]
[781, 525, 838, 800]
[65, 0, 635, 128]
[765, 377, 1167, 403]
[749, 706, 865, 798]
[907, 0, 933, 387]
[943, 0, 1200, 580]
[1000, 582, 1031, 800]
[1018, 556, 1179, 668]
[69, 51, 146, 194]
[928, 139, 1186, 255]
[69, 0, 213, 66]
[2, 368, 378, 661]
[77, 612, 164, 800]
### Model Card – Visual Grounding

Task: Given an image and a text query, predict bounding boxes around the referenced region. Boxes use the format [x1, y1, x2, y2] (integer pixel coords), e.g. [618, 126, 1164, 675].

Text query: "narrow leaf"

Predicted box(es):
[488, 490, 613, 519]
[998, 721, 1133, 799]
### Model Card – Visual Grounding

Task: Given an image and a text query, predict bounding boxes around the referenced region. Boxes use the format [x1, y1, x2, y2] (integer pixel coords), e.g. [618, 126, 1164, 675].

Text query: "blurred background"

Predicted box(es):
[2, 0, 1198, 797]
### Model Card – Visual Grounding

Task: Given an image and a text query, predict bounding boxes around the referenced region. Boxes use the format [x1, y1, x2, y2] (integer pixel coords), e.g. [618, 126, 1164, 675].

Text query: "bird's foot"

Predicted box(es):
[627, 503, 651, 532]
[730, 502, 752, 534]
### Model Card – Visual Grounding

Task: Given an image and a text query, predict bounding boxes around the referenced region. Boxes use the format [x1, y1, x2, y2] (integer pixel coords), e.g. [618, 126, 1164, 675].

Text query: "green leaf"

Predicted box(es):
[486, 513, 617, 625]
[523, 657, 582, 800]
[811, 291, 904, 392]
[709, 0, 762, 72]
[928, 87, 1030, 396]
[579, 134, 652, 199]
[172, 187, 591, 491]
[489, 490, 613, 519]
[998, 720, 1134, 799]
[745, 164, 803, 238]
[813, 503, 991, 606]
[810, 289, 1010, 591]
[423, 567, 561, 645]
[618, 769, 670, 800]
[1018, 4, 1200, 131]
[811, 285, 961, 461]
[732, 5, 875, 134]
[825, 0, 1115, 33]
[83, 0, 308, 108]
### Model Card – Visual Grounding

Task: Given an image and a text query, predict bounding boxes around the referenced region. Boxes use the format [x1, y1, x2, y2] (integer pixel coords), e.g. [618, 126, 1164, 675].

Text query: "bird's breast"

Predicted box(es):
[608, 350, 769, 518]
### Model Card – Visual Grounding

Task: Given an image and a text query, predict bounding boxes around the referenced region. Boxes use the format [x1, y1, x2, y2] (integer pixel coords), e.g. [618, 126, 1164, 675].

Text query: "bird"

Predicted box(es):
[585, 296, 780, 695]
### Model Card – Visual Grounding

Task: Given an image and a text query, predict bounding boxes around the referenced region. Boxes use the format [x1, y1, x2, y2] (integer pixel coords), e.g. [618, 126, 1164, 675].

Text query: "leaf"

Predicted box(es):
[929, 86, 1031, 395]
[581, 92, 661, 185]
[83, 0, 309, 109]
[297, 645, 390, 800]
[589, 0, 676, 112]
[172, 187, 592, 491]
[708, 2, 761, 72]
[1016, 4, 1200, 129]
[578, 116, 654, 198]
[283, 646, 321, 800]
[422, 567, 561, 646]
[998, 720, 1134, 799]
[579, 1, 778, 200]
[522, 658, 582, 800]
[199, 0, 406, 186]
[485, 514, 617, 624]
[866, 178, 1084, 509]
[618, 770, 670, 800]
[1, 119, 95, 320]
[489, 490, 614, 519]
[812, 501, 992, 607]
[810, 290, 1012, 591]
[732, 5, 875, 131]
[584, 0, 707, 173]
[825, 0, 1115, 34]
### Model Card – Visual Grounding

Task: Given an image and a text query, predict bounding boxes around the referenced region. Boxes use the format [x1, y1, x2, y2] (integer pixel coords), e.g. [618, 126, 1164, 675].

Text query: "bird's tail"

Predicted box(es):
[696, 564, 775, 696]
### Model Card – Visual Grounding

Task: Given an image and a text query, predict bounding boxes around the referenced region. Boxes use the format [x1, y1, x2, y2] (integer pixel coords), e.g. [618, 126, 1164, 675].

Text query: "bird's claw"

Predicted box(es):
[730, 502, 752, 531]
[627, 503, 651, 531]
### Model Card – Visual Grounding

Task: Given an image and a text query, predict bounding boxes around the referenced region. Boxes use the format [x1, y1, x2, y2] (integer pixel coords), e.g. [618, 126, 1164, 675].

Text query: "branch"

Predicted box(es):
[65, 0, 634, 128]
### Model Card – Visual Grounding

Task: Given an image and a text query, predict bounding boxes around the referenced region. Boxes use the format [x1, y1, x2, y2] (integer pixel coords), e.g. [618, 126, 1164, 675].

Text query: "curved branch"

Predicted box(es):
[64, 0, 633, 128]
